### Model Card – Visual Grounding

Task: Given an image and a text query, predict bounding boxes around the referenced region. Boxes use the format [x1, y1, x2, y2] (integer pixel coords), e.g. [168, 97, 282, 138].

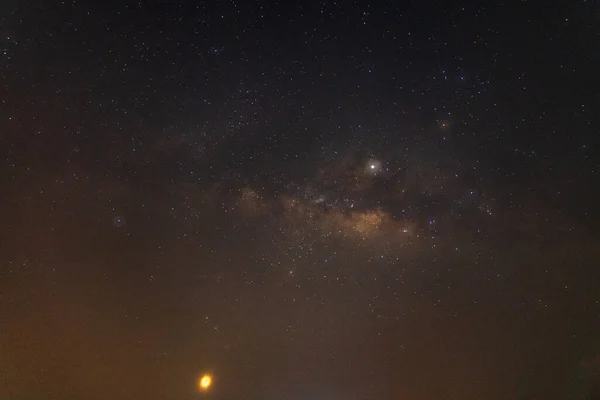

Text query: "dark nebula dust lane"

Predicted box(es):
[1, 1, 600, 400]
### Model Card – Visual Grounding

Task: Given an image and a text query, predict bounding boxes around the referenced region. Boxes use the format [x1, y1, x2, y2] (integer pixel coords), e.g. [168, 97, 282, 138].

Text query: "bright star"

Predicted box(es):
[366, 159, 382, 174]
[198, 374, 212, 391]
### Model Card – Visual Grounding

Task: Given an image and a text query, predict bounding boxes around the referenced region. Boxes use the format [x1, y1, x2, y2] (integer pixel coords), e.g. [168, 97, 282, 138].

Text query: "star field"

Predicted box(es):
[1, 1, 600, 399]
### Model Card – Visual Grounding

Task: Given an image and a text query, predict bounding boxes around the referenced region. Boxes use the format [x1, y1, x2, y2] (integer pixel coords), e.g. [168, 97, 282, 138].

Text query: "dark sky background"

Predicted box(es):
[1, 1, 600, 399]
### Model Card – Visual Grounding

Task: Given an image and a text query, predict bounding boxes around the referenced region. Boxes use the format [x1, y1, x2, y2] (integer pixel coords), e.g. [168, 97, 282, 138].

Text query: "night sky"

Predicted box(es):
[1, 1, 600, 399]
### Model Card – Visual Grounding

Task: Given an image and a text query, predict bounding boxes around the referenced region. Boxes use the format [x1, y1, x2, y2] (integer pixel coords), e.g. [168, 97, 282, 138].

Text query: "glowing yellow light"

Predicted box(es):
[199, 374, 212, 390]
